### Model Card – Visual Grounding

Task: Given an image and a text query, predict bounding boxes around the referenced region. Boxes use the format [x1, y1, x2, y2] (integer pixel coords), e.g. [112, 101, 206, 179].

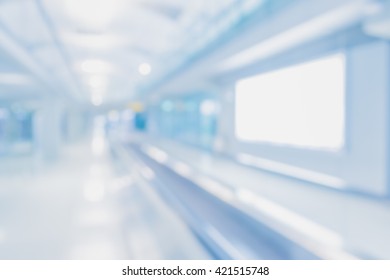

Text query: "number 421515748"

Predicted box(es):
[215, 267, 269, 276]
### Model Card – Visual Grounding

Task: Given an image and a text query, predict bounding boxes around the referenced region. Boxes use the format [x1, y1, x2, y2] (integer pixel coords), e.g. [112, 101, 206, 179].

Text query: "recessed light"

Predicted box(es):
[138, 63, 152, 76]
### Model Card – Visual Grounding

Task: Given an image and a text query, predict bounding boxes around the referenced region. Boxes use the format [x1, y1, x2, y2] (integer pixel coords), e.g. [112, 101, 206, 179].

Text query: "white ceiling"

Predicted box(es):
[1, 0, 377, 106]
[0, 0, 264, 105]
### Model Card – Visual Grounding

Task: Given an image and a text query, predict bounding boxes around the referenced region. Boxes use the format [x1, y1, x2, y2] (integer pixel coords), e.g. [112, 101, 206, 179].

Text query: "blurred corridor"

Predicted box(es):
[1, 0, 390, 259]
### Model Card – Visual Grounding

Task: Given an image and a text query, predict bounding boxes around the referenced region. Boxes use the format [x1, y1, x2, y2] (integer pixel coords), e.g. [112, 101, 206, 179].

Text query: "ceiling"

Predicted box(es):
[1, 0, 384, 107]
[0, 0, 267, 106]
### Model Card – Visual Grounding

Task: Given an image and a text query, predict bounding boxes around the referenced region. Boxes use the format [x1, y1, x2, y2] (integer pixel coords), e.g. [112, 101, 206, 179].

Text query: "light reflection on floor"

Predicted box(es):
[0, 126, 210, 259]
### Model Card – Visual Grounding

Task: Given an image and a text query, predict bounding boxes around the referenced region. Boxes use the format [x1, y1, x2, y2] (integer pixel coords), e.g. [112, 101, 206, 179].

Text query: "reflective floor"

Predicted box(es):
[0, 131, 210, 259]
[1, 125, 390, 259]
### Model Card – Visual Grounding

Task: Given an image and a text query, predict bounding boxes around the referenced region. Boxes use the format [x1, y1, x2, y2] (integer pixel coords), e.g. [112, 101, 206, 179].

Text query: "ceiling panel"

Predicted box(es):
[0, 0, 269, 105]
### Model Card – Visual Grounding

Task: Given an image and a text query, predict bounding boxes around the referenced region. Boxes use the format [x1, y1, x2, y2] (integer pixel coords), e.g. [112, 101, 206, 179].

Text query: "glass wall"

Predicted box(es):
[0, 105, 34, 156]
[149, 93, 219, 150]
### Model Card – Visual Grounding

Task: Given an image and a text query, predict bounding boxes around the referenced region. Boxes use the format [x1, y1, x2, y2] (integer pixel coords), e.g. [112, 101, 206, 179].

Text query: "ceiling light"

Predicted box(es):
[62, 32, 128, 50]
[90, 88, 106, 106]
[87, 75, 108, 88]
[81, 60, 112, 74]
[91, 93, 103, 107]
[138, 63, 152, 76]
[64, 0, 125, 30]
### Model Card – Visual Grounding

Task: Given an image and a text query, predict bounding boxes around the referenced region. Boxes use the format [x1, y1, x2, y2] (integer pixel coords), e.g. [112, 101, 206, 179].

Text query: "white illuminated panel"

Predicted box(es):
[235, 54, 345, 150]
